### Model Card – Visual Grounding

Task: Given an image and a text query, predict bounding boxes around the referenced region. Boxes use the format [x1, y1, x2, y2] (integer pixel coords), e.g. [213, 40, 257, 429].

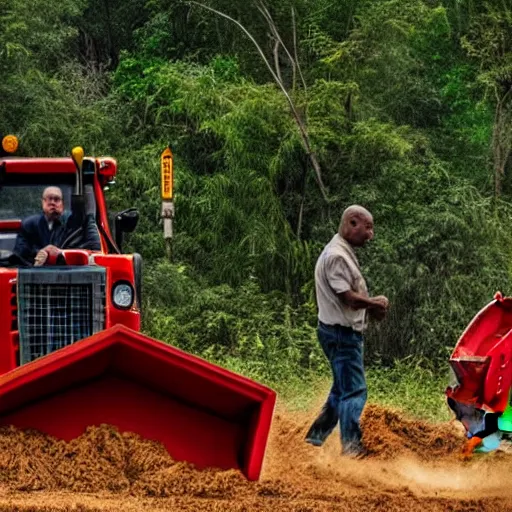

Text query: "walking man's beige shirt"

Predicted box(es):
[315, 234, 369, 332]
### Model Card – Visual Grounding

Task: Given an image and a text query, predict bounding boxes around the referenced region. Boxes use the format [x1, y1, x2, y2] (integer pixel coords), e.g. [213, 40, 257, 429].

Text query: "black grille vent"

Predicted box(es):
[17, 267, 105, 364]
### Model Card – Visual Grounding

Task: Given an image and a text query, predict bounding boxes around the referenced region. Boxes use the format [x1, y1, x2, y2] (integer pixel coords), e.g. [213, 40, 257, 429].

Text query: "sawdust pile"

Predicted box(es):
[361, 404, 462, 459]
[0, 404, 511, 511]
[0, 422, 293, 500]
[0, 425, 247, 495]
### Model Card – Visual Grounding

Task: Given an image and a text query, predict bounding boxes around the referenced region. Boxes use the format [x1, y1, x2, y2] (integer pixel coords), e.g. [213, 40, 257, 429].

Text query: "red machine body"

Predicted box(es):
[446, 292, 512, 413]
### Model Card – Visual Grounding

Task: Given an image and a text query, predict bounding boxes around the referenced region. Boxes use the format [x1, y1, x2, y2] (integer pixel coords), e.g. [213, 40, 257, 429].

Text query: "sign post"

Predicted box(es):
[160, 147, 174, 260]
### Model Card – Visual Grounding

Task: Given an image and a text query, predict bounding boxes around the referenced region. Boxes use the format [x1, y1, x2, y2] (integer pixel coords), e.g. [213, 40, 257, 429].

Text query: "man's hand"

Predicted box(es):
[42, 245, 59, 254]
[34, 250, 48, 267]
[372, 295, 389, 309]
[34, 245, 60, 267]
[369, 295, 389, 321]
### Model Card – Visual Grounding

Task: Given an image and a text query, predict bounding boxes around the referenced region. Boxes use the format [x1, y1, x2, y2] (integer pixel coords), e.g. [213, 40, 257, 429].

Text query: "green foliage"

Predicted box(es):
[314, 0, 453, 127]
[110, 57, 321, 289]
[458, 2, 512, 195]
[461, 2, 512, 95]
[3, 66, 113, 155]
[355, 155, 512, 362]
[366, 358, 452, 422]
[0, 0, 84, 73]
[0, 0, 113, 155]
[142, 260, 322, 386]
[435, 64, 493, 185]
[79, 0, 149, 67]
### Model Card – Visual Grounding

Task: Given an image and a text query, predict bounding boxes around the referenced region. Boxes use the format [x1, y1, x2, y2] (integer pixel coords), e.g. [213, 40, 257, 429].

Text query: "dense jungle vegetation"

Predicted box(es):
[2, 0, 512, 395]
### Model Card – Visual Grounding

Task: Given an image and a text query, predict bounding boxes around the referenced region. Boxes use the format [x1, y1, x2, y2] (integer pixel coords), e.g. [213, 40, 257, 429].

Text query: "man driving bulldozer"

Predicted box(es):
[14, 186, 101, 266]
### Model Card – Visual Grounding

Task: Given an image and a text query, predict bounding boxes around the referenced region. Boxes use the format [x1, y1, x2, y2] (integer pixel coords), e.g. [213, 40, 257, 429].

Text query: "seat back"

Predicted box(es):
[0, 233, 17, 253]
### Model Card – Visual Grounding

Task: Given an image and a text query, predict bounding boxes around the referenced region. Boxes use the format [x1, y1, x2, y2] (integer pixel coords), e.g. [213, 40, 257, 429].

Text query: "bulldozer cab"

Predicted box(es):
[0, 139, 142, 374]
[0, 181, 76, 258]
[0, 149, 123, 263]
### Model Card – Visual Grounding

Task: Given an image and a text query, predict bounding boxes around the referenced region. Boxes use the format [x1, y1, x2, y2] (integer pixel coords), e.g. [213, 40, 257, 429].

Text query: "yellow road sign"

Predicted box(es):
[161, 147, 173, 200]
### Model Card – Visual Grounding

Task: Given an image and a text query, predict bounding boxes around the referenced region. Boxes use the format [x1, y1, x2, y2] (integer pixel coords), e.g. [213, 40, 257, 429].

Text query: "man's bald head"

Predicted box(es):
[339, 204, 374, 247]
[340, 205, 373, 227]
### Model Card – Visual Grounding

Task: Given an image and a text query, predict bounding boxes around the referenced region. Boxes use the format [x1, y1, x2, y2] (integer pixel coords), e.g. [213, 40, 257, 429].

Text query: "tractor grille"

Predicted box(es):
[17, 267, 106, 364]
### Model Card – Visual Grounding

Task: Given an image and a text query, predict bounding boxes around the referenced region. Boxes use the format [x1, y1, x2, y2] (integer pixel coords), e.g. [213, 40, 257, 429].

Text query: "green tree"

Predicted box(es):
[460, 1, 512, 196]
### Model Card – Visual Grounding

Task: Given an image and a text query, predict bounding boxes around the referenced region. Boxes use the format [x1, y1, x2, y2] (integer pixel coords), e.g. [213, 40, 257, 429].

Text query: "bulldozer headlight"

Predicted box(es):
[112, 281, 134, 309]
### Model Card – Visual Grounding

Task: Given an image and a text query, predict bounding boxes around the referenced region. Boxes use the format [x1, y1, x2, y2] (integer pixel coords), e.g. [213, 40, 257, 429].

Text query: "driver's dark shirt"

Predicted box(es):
[13, 212, 101, 264]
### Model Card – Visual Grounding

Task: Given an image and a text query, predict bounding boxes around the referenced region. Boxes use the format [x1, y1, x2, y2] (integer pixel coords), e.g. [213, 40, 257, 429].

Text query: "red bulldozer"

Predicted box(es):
[0, 135, 275, 480]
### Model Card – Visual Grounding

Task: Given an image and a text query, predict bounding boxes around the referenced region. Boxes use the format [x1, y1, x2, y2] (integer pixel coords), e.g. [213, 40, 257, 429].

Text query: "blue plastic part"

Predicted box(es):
[474, 432, 501, 453]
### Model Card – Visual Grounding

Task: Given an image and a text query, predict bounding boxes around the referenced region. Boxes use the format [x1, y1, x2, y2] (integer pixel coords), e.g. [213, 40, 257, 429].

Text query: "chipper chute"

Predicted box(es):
[446, 292, 512, 455]
[0, 325, 276, 480]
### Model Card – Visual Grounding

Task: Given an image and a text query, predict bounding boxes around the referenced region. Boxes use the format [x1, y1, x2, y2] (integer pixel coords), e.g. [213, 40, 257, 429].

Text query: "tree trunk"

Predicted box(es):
[493, 88, 512, 198]
[103, 0, 117, 67]
[296, 156, 308, 239]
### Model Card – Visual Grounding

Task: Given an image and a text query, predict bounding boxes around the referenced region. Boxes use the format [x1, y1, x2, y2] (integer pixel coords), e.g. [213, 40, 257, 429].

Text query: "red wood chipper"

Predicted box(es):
[0, 135, 275, 480]
[446, 292, 512, 456]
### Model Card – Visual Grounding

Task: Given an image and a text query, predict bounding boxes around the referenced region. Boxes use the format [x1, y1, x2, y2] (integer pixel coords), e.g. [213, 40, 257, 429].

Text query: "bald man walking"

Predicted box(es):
[305, 205, 389, 456]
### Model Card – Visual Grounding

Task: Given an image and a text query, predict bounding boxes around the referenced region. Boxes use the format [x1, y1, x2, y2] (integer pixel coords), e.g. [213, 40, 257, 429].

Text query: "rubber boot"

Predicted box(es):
[305, 402, 338, 446]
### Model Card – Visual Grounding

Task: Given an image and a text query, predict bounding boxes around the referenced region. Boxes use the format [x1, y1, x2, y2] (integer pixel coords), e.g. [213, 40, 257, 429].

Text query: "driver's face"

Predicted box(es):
[42, 188, 64, 219]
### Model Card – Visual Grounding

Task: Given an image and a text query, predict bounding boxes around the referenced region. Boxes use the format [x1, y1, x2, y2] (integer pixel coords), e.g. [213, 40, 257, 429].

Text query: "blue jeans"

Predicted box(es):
[306, 322, 367, 454]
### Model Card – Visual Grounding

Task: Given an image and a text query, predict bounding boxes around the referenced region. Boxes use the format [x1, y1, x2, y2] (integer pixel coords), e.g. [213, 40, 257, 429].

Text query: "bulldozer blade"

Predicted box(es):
[0, 325, 276, 481]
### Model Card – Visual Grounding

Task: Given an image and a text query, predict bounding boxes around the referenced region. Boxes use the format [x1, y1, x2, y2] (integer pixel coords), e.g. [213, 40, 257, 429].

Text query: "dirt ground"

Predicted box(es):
[0, 403, 510, 512]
